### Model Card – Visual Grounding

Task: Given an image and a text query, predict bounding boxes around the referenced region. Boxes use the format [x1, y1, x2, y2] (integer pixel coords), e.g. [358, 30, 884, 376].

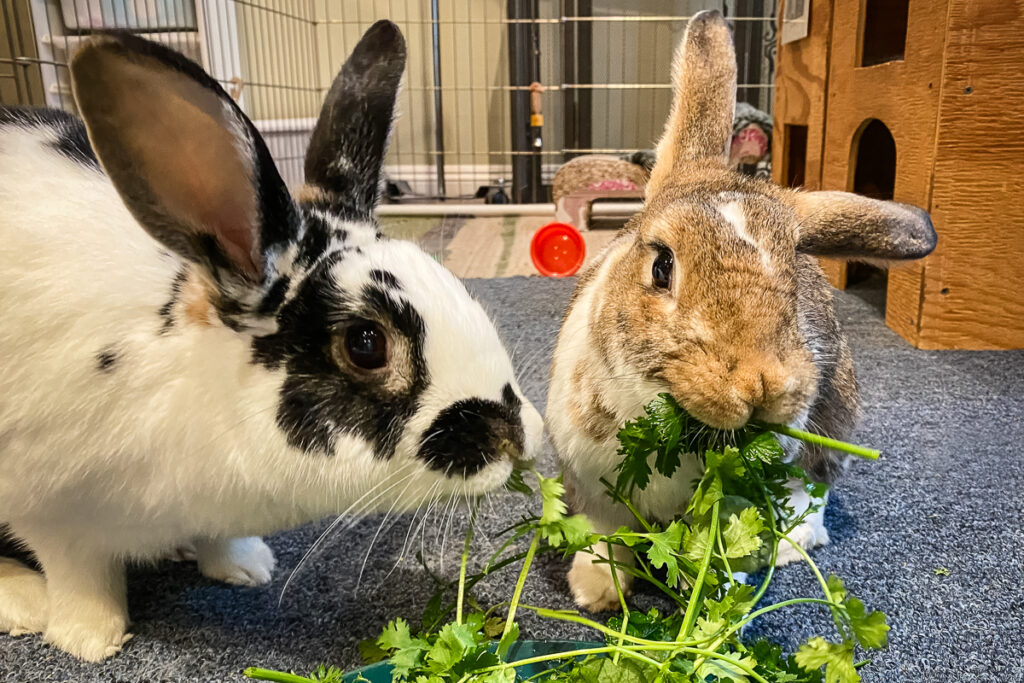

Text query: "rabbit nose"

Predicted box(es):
[741, 366, 811, 425]
[416, 385, 525, 477]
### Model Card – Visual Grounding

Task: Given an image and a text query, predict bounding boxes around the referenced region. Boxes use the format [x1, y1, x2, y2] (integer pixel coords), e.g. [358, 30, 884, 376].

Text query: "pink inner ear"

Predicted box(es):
[139, 92, 262, 280]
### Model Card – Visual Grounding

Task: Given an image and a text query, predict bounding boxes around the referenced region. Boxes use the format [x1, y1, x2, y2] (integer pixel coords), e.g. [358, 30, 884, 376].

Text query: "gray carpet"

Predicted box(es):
[1, 275, 1022, 683]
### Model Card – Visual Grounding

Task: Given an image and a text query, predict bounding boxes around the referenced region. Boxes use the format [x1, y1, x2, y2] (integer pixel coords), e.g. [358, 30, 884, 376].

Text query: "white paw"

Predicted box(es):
[162, 543, 197, 563]
[568, 550, 631, 613]
[196, 537, 276, 586]
[775, 519, 830, 567]
[0, 558, 48, 636]
[44, 612, 131, 662]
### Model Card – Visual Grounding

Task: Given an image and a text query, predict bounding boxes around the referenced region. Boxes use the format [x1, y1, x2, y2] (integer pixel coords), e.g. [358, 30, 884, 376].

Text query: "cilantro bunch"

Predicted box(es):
[246, 394, 887, 683]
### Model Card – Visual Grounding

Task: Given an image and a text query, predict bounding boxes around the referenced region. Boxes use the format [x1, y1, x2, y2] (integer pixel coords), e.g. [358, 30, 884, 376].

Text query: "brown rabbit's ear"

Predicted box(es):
[646, 10, 736, 197]
[791, 190, 938, 262]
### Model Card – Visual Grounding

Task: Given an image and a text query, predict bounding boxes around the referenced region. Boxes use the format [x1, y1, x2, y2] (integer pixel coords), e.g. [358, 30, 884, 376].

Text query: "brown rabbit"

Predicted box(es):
[546, 10, 937, 612]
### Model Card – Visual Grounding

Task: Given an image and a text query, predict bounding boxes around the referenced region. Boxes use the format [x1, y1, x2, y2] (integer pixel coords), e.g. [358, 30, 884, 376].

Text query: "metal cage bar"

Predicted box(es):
[0, 0, 778, 200]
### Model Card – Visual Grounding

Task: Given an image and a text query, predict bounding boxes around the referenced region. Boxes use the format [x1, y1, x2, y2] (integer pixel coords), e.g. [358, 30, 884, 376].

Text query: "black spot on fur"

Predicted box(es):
[251, 254, 429, 458]
[96, 347, 119, 372]
[0, 106, 98, 168]
[258, 276, 290, 315]
[418, 385, 524, 477]
[295, 217, 334, 267]
[0, 525, 40, 571]
[157, 268, 189, 334]
[369, 269, 400, 290]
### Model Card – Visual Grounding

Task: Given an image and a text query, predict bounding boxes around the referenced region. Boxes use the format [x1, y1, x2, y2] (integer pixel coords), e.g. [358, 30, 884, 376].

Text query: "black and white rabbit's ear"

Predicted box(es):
[70, 32, 295, 284]
[791, 190, 938, 262]
[646, 10, 736, 197]
[303, 20, 406, 218]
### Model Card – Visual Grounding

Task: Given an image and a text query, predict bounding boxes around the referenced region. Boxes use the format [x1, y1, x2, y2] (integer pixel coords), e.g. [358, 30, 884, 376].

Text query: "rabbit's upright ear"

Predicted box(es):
[646, 10, 736, 197]
[304, 20, 406, 219]
[790, 190, 938, 262]
[70, 32, 295, 284]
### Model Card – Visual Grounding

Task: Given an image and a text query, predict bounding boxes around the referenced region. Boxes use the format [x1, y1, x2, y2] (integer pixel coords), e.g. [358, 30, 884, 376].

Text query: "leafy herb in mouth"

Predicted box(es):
[246, 394, 887, 683]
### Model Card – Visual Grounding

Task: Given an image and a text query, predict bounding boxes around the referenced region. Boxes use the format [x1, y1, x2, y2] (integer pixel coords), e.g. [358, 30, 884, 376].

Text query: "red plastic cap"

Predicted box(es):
[530, 222, 586, 277]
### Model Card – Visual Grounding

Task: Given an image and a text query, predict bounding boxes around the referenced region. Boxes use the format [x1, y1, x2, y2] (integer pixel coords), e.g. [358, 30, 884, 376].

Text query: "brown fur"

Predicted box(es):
[551, 10, 935, 483]
[179, 271, 214, 327]
[294, 184, 330, 206]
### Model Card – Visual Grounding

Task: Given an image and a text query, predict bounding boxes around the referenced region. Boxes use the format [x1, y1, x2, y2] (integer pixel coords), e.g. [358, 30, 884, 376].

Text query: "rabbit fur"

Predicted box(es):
[0, 22, 542, 660]
[546, 10, 937, 612]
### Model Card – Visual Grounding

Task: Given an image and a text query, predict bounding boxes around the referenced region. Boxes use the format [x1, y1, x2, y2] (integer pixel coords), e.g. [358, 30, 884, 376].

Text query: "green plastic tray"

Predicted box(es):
[341, 640, 604, 682]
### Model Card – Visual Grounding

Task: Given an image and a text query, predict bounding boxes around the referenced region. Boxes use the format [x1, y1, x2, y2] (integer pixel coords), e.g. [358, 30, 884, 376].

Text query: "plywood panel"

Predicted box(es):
[821, 0, 950, 345]
[772, 0, 834, 193]
[913, 0, 1024, 349]
[773, 0, 849, 290]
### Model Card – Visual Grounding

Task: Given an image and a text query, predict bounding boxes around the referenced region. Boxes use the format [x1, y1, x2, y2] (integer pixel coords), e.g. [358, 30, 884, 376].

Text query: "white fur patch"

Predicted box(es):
[719, 200, 771, 268]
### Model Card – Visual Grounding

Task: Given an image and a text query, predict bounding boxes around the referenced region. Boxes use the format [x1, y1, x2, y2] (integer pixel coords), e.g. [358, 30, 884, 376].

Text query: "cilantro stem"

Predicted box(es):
[715, 522, 734, 585]
[481, 644, 770, 683]
[455, 507, 477, 626]
[605, 541, 630, 665]
[243, 668, 311, 683]
[501, 529, 541, 642]
[476, 646, 663, 674]
[518, 605, 690, 647]
[755, 421, 880, 460]
[776, 529, 845, 636]
[676, 499, 720, 641]
[591, 557, 687, 607]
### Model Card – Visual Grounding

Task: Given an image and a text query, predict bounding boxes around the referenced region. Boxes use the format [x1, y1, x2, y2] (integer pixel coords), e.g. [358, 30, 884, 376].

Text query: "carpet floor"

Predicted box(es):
[1, 275, 1022, 683]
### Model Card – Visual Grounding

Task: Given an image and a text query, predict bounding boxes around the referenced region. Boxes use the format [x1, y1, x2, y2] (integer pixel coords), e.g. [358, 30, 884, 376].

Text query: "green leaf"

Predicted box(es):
[483, 616, 505, 639]
[538, 473, 569, 525]
[795, 638, 859, 683]
[504, 468, 533, 496]
[741, 432, 785, 463]
[377, 619, 429, 679]
[844, 597, 889, 649]
[496, 621, 519, 658]
[378, 618, 415, 652]
[645, 521, 685, 588]
[425, 623, 477, 673]
[721, 507, 766, 559]
[825, 575, 847, 603]
[357, 637, 388, 664]
[705, 583, 757, 622]
[695, 651, 755, 682]
[574, 655, 654, 683]
[692, 615, 727, 644]
[682, 526, 710, 563]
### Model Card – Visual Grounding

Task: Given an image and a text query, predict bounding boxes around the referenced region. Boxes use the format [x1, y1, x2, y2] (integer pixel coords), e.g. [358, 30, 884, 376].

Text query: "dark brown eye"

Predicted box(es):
[345, 321, 388, 370]
[652, 249, 674, 289]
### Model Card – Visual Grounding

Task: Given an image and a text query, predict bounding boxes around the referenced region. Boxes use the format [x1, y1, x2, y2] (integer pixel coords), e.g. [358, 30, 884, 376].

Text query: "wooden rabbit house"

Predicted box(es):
[773, 0, 1024, 350]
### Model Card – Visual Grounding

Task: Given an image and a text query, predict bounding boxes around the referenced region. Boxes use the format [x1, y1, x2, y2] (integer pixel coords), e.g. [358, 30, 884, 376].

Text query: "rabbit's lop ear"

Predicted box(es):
[304, 20, 406, 218]
[791, 191, 938, 262]
[646, 10, 736, 197]
[70, 32, 294, 284]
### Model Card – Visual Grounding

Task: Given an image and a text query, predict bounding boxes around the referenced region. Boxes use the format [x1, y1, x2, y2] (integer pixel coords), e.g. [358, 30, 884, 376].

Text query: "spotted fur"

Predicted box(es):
[546, 10, 937, 612]
[0, 22, 543, 661]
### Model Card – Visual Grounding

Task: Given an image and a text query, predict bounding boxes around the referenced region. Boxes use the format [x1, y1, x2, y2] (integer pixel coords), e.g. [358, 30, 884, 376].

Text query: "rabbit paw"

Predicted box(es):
[568, 550, 631, 613]
[196, 537, 276, 586]
[775, 517, 830, 567]
[0, 558, 48, 636]
[44, 610, 131, 662]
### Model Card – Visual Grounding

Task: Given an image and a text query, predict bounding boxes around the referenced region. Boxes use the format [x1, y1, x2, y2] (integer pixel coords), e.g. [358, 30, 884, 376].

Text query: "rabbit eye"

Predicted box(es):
[652, 249, 674, 289]
[344, 321, 388, 370]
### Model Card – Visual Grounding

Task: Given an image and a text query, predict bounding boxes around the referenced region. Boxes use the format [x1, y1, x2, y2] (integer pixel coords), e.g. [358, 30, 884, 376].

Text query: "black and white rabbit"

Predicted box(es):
[0, 22, 542, 661]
